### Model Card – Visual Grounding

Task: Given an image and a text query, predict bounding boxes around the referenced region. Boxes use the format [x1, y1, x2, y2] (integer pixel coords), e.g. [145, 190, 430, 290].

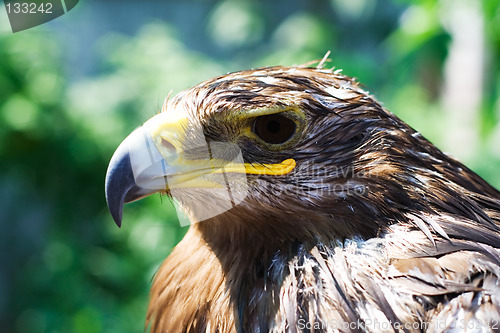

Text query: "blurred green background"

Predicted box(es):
[1, 0, 499, 332]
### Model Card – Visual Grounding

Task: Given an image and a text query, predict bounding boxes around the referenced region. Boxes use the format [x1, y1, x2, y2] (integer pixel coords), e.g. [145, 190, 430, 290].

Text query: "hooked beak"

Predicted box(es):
[105, 110, 189, 227]
[105, 107, 296, 227]
[104, 129, 163, 227]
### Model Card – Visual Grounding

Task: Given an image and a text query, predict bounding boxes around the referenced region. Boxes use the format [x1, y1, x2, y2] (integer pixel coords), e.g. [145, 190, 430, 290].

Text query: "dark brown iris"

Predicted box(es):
[252, 114, 296, 144]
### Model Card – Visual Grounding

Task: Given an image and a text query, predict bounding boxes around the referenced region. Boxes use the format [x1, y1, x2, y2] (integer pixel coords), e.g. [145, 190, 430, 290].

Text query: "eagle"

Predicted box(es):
[105, 66, 500, 332]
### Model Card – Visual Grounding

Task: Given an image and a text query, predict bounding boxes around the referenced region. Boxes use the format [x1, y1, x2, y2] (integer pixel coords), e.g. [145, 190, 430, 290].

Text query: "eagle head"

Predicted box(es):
[106, 66, 497, 240]
[104, 66, 500, 332]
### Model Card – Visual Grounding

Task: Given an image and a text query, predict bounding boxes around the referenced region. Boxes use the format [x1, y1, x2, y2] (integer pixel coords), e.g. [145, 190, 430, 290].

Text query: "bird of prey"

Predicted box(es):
[105, 66, 500, 332]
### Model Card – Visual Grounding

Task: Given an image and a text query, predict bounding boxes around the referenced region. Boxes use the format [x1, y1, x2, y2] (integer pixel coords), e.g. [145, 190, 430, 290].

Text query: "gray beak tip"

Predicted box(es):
[105, 150, 134, 227]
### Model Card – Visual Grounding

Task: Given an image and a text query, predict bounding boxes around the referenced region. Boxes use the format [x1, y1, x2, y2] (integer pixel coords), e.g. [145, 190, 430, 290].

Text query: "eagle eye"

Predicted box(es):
[252, 114, 297, 145]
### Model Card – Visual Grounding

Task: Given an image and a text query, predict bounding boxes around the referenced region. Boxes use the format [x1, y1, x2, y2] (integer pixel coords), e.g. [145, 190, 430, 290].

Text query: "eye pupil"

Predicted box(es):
[253, 114, 296, 144]
[267, 120, 281, 134]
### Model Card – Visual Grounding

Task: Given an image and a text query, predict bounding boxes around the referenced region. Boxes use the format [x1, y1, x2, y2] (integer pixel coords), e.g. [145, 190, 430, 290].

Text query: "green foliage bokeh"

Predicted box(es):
[1, 0, 499, 332]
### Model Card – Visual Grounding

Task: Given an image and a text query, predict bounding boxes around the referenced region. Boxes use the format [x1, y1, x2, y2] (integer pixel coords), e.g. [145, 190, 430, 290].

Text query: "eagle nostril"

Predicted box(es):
[161, 138, 176, 154]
